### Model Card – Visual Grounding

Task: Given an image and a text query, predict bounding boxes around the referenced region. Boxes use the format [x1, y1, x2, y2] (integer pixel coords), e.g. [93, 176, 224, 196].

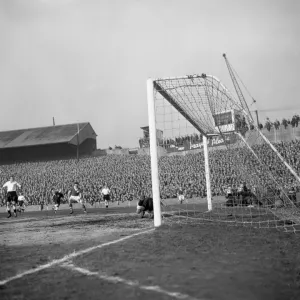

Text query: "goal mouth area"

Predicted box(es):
[162, 207, 300, 228]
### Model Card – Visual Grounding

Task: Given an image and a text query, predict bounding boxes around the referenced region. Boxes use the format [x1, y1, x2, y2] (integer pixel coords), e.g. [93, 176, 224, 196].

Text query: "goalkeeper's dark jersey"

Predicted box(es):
[138, 197, 153, 212]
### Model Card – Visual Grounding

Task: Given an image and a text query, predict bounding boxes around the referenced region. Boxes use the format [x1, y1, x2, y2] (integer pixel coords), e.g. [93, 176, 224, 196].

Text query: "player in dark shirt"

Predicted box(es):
[136, 195, 165, 219]
[52, 189, 64, 214]
[68, 182, 87, 214]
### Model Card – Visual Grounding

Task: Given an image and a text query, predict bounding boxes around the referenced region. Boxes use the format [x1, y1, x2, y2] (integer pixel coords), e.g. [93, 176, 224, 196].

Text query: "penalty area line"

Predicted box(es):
[0, 227, 155, 286]
[62, 262, 204, 300]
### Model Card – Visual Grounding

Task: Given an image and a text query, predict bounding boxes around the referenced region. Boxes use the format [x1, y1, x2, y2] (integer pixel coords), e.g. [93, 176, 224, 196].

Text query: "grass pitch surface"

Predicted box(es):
[0, 206, 300, 300]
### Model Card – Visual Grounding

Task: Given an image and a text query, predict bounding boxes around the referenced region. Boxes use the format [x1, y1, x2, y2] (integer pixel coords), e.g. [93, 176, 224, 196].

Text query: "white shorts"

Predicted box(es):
[69, 195, 83, 203]
[178, 195, 185, 201]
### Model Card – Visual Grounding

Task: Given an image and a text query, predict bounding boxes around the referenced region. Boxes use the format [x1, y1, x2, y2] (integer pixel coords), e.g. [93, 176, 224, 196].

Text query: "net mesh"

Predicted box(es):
[151, 75, 300, 233]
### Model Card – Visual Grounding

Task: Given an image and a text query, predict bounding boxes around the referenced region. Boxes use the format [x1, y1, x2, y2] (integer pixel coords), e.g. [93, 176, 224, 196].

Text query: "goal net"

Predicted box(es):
[147, 74, 300, 232]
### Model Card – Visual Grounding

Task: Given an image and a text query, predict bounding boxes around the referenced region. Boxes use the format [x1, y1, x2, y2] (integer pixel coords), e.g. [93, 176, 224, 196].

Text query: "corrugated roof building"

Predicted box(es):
[0, 123, 97, 163]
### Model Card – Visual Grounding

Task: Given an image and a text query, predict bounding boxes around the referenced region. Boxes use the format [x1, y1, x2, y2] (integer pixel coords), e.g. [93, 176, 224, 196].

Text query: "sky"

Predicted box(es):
[0, 0, 299, 148]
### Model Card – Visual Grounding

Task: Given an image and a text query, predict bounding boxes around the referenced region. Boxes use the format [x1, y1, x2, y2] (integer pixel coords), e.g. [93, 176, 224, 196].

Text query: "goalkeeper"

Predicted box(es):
[136, 195, 165, 219]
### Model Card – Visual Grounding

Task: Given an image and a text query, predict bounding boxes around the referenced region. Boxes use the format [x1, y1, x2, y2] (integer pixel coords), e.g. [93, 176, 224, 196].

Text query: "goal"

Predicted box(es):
[147, 74, 300, 232]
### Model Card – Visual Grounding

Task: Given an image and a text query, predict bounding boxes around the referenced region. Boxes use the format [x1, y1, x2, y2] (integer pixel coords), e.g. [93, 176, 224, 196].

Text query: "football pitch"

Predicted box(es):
[0, 204, 300, 300]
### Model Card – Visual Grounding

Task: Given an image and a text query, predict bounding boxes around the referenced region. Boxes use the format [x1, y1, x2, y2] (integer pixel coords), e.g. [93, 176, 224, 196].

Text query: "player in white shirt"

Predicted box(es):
[177, 187, 186, 204]
[2, 176, 22, 218]
[101, 183, 110, 208]
[17, 194, 27, 213]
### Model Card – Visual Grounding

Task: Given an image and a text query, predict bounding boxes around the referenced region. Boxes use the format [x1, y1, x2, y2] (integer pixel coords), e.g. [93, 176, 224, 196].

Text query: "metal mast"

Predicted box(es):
[223, 53, 254, 123]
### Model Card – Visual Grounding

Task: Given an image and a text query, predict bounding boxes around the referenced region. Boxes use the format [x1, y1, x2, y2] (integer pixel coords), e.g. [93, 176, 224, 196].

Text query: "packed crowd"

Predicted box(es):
[139, 114, 300, 149]
[159, 133, 202, 148]
[0, 140, 299, 206]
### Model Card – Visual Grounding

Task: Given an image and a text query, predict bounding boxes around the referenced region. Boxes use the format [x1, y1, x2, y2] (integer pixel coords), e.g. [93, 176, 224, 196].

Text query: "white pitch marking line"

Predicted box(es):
[62, 262, 203, 300]
[0, 228, 155, 286]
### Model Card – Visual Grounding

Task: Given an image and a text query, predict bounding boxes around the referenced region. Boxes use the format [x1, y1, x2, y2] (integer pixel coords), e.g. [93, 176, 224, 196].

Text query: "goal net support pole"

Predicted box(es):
[147, 78, 162, 227]
[257, 130, 300, 184]
[203, 135, 212, 211]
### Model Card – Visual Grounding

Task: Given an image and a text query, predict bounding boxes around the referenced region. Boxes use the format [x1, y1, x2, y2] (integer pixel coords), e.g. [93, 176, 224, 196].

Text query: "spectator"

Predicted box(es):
[0, 139, 299, 207]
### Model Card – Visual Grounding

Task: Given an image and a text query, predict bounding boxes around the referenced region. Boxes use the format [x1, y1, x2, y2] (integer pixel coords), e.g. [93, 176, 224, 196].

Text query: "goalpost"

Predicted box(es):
[147, 79, 162, 227]
[147, 74, 300, 231]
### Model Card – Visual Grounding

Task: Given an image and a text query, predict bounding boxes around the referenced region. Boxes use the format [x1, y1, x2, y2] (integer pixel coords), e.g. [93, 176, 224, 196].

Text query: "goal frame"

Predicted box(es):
[147, 74, 300, 228]
[147, 76, 214, 227]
